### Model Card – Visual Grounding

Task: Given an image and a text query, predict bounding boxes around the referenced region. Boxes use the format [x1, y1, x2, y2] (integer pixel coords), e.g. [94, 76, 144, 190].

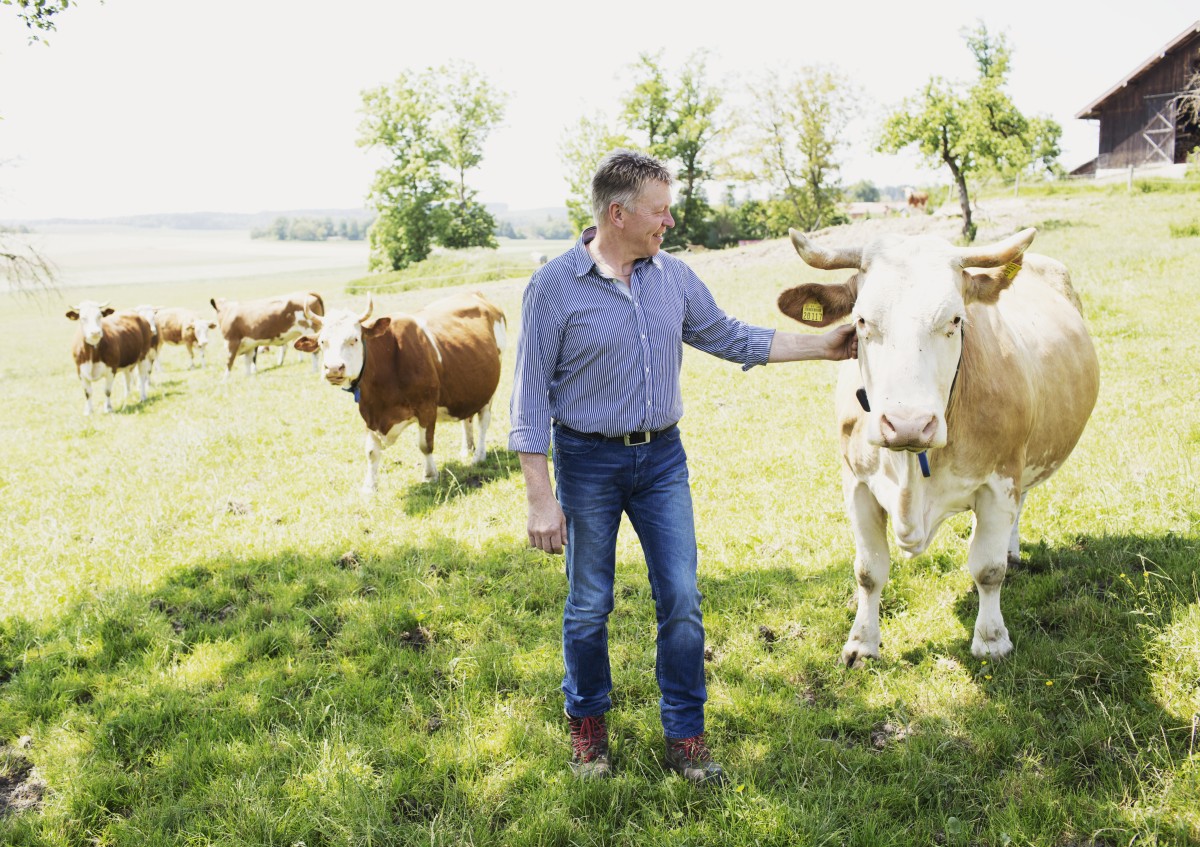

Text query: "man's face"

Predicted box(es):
[620, 181, 674, 257]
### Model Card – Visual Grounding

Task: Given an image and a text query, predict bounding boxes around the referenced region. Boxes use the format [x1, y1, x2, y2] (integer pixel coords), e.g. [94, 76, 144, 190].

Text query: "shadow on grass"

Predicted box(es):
[400, 448, 522, 516]
[2, 527, 1196, 845]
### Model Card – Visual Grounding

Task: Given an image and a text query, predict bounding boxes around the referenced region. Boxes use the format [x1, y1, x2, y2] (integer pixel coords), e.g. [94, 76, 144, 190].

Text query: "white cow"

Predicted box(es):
[779, 227, 1099, 665]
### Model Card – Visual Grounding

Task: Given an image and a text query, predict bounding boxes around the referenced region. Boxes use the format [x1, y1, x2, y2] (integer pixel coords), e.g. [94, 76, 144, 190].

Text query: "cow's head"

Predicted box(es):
[66, 300, 114, 346]
[192, 318, 217, 348]
[295, 294, 379, 387]
[779, 227, 1036, 451]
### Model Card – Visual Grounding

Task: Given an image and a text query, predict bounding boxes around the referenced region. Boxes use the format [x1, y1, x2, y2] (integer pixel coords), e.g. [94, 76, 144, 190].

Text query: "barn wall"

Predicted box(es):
[1095, 32, 1200, 168]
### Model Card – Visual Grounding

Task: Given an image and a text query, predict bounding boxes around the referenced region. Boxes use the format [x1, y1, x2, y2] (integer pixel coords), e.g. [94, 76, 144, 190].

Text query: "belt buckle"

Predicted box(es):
[624, 431, 650, 446]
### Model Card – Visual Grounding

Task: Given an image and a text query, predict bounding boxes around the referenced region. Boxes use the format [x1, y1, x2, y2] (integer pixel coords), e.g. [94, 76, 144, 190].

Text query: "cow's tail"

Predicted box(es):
[307, 292, 325, 317]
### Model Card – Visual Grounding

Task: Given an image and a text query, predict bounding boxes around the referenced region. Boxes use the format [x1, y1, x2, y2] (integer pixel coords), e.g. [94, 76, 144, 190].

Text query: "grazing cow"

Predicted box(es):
[66, 300, 155, 415]
[210, 291, 324, 377]
[134, 304, 163, 382]
[294, 291, 506, 492]
[904, 186, 929, 211]
[531, 252, 548, 266]
[155, 307, 217, 369]
[778, 227, 1098, 665]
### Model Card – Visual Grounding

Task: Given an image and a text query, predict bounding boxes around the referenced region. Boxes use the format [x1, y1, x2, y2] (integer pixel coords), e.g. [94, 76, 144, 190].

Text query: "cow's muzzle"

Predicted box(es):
[877, 411, 940, 451]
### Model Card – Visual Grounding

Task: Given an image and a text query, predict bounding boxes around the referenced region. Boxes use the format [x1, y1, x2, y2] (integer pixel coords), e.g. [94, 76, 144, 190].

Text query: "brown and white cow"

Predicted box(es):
[66, 300, 155, 415]
[779, 227, 1099, 665]
[210, 291, 324, 377]
[294, 291, 506, 492]
[154, 307, 217, 369]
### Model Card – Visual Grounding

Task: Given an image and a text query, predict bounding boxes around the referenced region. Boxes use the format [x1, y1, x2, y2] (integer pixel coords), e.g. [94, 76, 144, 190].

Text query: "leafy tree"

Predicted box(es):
[358, 70, 448, 270]
[848, 179, 880, 202]
[559, 113, 631, 235]
[879, 22, 1061, 241]
[358, 63, 506, 270]
[620, 50, 723, 247]
[745, 66, 856, 232]
[433, 200, 497, 249]
[621, 52, 675, 158]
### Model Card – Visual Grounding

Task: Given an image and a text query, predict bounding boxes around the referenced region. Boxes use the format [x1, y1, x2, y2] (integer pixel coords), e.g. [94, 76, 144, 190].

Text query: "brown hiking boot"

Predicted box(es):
[664, 733, 726, 786]
[568, 714, 611, 779]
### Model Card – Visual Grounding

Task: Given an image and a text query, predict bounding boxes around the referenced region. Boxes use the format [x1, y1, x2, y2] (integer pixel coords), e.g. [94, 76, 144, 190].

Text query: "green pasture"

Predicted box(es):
[1, 189, 1197, 845]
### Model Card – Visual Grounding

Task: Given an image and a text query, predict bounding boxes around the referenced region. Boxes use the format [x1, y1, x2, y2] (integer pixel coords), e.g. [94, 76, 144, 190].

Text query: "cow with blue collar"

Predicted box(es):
[294, 291, 506, 492]
[779, 227, 1099, 666]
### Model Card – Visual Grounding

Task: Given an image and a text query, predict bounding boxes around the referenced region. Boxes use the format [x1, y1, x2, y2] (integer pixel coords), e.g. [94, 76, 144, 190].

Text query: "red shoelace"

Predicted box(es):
[571, 716, 607, 760]
[670, 733, 712, 762]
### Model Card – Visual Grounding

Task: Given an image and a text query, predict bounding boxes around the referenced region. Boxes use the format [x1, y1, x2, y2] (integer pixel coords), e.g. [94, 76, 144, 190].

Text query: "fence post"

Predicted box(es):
[1128, 164, 1135, 192]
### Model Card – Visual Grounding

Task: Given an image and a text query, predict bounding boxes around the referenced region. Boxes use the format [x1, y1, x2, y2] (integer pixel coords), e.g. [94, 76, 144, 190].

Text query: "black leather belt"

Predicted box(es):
[555, 422, 677, 446]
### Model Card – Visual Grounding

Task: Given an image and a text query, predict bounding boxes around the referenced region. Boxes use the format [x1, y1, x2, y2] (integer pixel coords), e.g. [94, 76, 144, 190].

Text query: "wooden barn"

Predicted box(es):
[1074, 19, 1200, 175]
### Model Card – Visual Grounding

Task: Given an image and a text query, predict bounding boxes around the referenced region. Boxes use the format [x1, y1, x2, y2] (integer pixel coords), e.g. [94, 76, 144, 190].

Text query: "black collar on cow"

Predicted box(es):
[341, 339, 366, 404]
[854, 324, 966, 479]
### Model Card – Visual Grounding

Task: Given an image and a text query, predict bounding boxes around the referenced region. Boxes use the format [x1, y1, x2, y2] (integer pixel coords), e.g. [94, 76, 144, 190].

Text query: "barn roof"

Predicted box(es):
[1076, 19, 1200, 119]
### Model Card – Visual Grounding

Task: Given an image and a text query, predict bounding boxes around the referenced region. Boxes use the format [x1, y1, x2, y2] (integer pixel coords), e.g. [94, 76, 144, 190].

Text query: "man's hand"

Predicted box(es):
[518, 451, 567, 554]
[823, 322, 858, 361]
[527, 492, 567, 554]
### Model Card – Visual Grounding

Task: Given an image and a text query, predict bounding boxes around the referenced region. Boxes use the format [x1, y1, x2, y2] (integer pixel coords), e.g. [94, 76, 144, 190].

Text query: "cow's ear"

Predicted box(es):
[66, 309, 80, 321]
[101, 307, 115, 317]
[207, 321, 217, 330]
[778, 276, 859, 327]
[963, 263, 1018, 305]
[293, 336, 318, 353]
[363, 317, 391, 337]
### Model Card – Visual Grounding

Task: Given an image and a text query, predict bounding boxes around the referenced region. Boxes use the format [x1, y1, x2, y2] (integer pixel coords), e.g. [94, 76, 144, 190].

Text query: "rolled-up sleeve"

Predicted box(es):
[508, 273, 565, 455]
[680, 270, 775, 371]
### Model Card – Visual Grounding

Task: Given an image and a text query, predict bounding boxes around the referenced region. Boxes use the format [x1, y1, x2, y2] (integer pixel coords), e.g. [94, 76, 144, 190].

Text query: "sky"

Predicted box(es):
[0, 0, 1197, 220]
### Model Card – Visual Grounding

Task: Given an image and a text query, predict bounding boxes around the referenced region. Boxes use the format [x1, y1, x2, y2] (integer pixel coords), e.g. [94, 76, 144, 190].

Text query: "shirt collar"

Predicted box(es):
[572, 225, 663, 279]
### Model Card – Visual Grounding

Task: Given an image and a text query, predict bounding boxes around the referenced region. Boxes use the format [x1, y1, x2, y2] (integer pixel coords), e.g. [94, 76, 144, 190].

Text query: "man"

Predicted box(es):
[509, 150, 857, 784]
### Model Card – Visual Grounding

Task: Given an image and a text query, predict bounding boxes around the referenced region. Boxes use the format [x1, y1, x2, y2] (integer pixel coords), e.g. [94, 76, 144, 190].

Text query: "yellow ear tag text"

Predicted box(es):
[1002, 261, 1022, 280]
[801, 301, 824, 322]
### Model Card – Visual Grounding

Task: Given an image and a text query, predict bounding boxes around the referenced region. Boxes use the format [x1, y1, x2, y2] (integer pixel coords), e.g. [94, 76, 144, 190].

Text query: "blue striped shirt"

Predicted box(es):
[509, 227, 775, 455]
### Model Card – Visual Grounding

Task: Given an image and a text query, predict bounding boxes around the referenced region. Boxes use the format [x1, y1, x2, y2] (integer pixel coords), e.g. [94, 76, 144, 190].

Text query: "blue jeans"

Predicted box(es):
[552, 424, 706, 739]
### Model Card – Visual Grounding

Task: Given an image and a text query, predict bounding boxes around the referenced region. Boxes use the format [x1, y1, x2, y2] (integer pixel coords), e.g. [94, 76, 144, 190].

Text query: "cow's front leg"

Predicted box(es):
[418, 420, 438, 481]
[137, 359, 151, 401]
[362, 430, 384, 494]
[244, 349, 257, 376]
[472, 402, 492, 465]
[276, 344, 287, 368]
[967, 486, 1018, 659]
[103, 372, 115, 413]
[842, 480, 891, 667]
[80, 376, 94, 416]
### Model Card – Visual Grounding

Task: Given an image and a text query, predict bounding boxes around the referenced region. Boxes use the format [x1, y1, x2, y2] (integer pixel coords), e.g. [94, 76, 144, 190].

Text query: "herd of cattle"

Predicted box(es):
[64, 226, 1100, 666]
[66, 289, 507, 491]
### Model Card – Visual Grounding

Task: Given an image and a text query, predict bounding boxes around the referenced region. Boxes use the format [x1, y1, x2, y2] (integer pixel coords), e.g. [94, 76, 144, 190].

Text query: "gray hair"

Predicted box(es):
[590, 149, 673, 225]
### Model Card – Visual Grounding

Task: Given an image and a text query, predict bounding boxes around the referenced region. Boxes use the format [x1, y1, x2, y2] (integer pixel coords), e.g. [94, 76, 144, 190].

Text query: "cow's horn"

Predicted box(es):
[789, 229, 862, 270]
[303, 300, 323, 329]
[358, 293, 374, 324]
[956, 228, 1037, 268]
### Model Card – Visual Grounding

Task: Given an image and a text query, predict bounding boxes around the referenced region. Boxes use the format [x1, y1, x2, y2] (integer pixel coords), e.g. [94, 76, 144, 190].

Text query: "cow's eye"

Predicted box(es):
[947, 316, 963, 337]
[347, 337, 358, 347]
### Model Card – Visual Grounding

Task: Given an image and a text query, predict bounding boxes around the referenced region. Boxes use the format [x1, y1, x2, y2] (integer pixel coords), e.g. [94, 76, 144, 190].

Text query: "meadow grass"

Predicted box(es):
[0, 188, 1197, 846]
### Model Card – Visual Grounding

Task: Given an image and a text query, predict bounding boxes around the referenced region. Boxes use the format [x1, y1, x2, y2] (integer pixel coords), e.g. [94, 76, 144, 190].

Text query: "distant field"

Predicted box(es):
[1, 189, 1198, 846]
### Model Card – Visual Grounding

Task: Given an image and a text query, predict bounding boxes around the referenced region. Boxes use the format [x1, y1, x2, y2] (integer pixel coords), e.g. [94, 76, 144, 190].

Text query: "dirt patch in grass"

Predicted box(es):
[1, 739, 45, 817]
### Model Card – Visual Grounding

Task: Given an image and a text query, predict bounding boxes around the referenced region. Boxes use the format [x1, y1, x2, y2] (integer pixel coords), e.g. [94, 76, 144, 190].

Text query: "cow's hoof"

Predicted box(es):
[971, 630, 1013, 660]
[841, 641, 879, 668]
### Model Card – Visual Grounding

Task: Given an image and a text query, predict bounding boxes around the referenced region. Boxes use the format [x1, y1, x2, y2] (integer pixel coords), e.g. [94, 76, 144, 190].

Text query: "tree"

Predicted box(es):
[618, 50, 724, 247]
[358, 62, 506, 270]
[848, 180, 880, 202]
[879, 22, 1061, 241]
[746, 66, 856, 231]
[559, 113, 632, 235]
[358, 71, 448, 270]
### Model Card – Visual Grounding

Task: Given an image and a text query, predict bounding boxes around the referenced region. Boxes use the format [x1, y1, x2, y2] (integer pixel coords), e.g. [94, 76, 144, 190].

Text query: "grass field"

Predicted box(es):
[1, 187, 1197, 846]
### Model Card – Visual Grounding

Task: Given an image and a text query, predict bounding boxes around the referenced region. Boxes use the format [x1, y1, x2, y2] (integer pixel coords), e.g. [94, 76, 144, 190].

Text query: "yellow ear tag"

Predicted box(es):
[1002, 261, 1022, 280]
[801, 301, 824, 322]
